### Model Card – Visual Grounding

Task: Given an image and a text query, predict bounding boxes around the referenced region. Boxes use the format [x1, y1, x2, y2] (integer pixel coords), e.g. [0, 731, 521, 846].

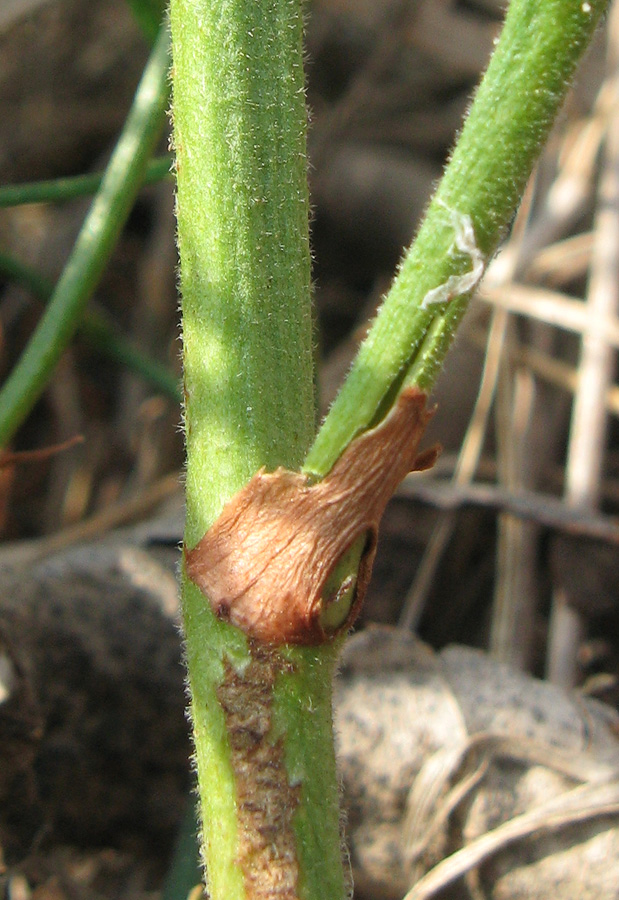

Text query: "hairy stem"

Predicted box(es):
[171, 1, 344, 898]
[305, 0, 610, 478]
[171, 1, 608, 899]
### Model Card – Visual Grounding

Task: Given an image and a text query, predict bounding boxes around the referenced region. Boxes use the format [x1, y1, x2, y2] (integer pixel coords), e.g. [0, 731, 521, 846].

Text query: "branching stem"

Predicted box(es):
[171, 2, 609, 900]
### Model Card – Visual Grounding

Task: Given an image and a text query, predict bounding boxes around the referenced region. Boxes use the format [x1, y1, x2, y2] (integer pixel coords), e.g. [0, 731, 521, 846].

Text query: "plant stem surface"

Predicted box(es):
[171, 1, 344, 898]
[172, 1, 609, 899]
[305, 0, 610, 478]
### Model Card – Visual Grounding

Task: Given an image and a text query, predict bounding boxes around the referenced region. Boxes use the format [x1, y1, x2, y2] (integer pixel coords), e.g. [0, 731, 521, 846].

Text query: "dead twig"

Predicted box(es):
[478, 282, 619, 348]
[397, 477, 619, 547]
[403, 778, 619, 900]
[547, 3, 619, 688]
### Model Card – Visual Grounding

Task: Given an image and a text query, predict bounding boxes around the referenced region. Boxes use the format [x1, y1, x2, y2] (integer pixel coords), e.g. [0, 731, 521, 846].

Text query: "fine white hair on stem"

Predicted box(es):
[421, 202, 486, 309]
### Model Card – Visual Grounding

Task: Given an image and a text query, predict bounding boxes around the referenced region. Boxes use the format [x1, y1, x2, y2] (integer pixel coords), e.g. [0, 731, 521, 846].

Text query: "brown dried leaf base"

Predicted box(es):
[186, 388, 439, 644]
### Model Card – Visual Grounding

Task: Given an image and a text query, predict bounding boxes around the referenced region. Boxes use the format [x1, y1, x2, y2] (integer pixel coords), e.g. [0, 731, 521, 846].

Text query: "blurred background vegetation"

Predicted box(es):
[1, 0, 618, 897]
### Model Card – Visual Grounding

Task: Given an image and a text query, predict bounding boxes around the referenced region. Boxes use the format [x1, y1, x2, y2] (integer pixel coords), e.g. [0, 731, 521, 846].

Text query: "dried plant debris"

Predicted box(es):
[3, 535, 619, 899]
[186, 388, 439, 645]
[335, 626, 619, 900]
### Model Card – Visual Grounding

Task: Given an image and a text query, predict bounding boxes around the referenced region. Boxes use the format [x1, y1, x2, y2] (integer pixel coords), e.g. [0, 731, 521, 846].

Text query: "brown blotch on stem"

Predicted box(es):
[217, 647, 301, 900]
[186, 387, 439, 644]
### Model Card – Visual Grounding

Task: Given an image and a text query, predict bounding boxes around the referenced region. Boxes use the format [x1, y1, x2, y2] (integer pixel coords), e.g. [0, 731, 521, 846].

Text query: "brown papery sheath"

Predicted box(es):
[185, 387, 439, 644]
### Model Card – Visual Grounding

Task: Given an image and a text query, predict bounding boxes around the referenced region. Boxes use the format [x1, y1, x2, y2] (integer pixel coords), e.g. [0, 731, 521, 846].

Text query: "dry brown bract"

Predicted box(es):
[185, 387, 438, 644]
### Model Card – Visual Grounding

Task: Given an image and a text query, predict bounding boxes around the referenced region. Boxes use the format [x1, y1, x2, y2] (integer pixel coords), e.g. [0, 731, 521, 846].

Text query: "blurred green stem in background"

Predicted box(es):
[0, 155, 172, 209]
[0, 251, 179, 402]
[0, 23, 170, 449]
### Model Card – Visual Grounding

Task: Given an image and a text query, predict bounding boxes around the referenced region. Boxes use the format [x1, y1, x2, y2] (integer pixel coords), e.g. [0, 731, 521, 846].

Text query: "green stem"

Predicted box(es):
[172, 0, 315, 542]
[171, 1, 607, 899]
[0, 25, 170, 449]
[304, 0, 610, 478]
[81, 311, 180, 402]
[0, 251, 51, 300]
[171, 1, 341, 899]
[0, 251, 180, 402]
[125, 0, 166, 41]
[0, 156, 171, 209]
